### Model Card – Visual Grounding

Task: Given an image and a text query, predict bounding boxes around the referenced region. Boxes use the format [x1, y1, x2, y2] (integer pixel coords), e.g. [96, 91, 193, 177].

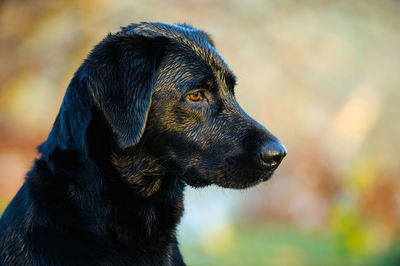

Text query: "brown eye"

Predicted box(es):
[188, 91, 202, 101]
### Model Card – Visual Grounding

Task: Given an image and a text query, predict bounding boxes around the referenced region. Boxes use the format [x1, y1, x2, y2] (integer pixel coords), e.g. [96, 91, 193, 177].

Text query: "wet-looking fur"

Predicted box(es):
[0, 22, 286, 265]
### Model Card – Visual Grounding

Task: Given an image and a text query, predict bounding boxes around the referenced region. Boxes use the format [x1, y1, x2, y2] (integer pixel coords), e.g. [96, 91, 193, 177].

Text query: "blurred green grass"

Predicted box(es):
[180, 224, 398, 266]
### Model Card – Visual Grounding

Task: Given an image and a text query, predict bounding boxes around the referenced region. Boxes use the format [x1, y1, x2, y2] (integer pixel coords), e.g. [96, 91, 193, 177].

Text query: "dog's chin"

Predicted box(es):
[183, 175, 212, 188]
[184, 170, 274, 189]
[215, 170, 274, 189]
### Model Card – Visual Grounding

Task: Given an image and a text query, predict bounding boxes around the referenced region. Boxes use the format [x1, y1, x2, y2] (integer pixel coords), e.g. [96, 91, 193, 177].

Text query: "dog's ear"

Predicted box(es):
[86, 33, 168, 149]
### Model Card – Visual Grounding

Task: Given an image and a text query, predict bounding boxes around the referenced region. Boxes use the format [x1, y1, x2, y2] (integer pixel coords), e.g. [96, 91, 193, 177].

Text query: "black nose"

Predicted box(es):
[260, 140, 287, 170]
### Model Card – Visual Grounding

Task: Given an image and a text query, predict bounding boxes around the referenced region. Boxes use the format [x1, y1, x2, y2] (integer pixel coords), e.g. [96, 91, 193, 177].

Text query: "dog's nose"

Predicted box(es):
[260, 140, 287, 170]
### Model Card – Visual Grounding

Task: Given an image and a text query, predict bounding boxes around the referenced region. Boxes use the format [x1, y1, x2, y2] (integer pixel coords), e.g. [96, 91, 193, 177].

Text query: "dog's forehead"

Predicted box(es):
[122, 22, 236, 90]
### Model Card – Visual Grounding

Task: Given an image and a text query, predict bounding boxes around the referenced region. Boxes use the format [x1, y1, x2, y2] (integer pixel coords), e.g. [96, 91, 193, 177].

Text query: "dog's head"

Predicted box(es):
[84, 22, 286, 190]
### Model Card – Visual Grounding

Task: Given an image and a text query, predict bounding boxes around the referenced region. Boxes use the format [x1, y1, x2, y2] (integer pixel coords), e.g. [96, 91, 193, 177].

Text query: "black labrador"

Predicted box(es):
[0, 22, 286, 265]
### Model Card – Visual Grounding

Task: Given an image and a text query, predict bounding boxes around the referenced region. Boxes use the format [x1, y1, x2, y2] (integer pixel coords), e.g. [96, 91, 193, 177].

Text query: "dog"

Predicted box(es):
[0, 22, 286, 265]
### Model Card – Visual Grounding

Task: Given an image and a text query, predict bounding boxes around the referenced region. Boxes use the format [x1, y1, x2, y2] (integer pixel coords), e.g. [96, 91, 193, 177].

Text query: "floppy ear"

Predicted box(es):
[86, 33, 168, 149]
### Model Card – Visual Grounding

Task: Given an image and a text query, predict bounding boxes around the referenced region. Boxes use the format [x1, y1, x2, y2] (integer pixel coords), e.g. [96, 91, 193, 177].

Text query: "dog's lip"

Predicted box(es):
[216, 170, 274, 189]
[219, 180, 261, 189]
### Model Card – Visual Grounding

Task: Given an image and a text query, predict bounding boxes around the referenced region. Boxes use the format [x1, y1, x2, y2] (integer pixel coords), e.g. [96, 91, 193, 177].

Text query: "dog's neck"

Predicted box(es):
[32, 145, 185, 247]
[105, 150, 186, 245]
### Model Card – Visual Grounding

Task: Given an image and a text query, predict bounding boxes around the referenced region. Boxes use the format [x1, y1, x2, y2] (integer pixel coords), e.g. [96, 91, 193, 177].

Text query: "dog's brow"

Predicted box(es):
[184, 76, 212, 92]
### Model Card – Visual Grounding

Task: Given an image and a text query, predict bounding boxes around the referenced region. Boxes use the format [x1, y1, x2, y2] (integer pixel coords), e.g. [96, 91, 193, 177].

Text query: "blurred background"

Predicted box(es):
[1, 0, 400, 265]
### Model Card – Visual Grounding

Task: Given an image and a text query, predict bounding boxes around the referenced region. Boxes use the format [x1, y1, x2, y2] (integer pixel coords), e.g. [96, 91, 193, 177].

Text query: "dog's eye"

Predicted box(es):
[188, 91, 203, 102]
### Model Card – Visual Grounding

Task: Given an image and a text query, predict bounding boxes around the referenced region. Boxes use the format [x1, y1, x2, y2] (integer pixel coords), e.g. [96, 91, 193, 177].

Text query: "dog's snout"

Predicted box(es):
[259, 140, 287, 170]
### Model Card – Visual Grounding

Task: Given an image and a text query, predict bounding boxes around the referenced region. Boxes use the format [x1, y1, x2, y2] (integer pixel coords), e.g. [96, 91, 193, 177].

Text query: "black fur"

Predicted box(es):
[0, 22, 286, 265]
